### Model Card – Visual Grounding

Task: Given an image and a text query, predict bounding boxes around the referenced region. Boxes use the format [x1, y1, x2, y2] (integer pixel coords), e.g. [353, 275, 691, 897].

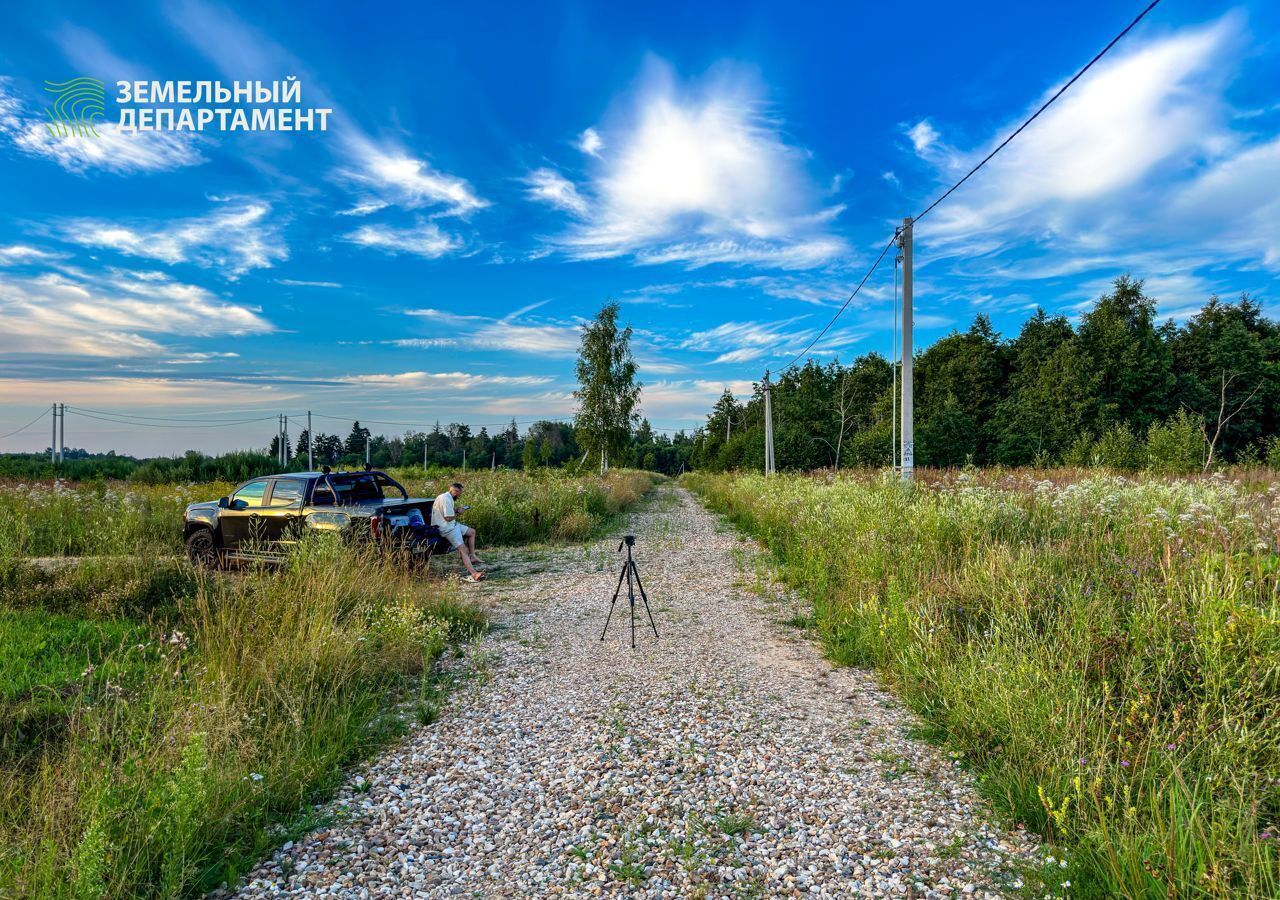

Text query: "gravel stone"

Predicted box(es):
[224, 486, 1037, 898]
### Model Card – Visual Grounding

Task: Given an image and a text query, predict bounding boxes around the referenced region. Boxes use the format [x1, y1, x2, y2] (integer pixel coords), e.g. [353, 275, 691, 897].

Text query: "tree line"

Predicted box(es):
[691, 277, 1280, 473]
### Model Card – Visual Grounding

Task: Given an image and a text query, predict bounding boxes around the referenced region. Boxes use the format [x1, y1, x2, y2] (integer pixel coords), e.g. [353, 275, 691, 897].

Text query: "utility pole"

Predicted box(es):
[491, 451, 495, 471]
[900, 217, 914, 482]
[763, 370, 775, 476]
[423, 437, 428, 469]
[892, 245, 900, 472]
[307, 410, 313, 471]
[365, 437, 370, 466]
[283, 415, 289, 467]
[51, 403, 57, 466]
[462, 447, 467, 471]
[59, 403, 65, 465]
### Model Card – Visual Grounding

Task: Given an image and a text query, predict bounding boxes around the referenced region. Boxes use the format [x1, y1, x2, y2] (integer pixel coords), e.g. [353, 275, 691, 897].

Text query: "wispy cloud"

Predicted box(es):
[61, 200, 286, 276]
[343, 221, 462, 259]
[0, 78, 205, 175]
[681, 316, 866, 364]
[913, 16, 1239, 253]
[276, 278, 343, 288]
[524, 59, 846, 269]
[577, 127, 604, 156]
[0, 244, 60, 265]
[335, 136, 488, 217]
[399, 305, 582, 355]
[524, 168, 588, 215]
[0, 266, 273, 357]
[338, 371, 554, 390]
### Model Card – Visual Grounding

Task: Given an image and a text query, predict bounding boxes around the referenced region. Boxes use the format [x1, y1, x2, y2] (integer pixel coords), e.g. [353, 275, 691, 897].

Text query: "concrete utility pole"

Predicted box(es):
[892, 249, 900, 472]
[763, 370, 775, 476]
[900, 217, 915, 482]
[462, 448, 467, 471]
[59, 403, 65, 465]
[365, 438, 370, 466]
[51, 403, 57, 466]
[283, 415, 289, 466]
[307, 410, 313, 471]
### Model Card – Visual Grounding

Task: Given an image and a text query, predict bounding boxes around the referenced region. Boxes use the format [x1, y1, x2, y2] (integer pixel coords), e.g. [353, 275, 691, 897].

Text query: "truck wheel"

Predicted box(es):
[185, 529, 221, 568]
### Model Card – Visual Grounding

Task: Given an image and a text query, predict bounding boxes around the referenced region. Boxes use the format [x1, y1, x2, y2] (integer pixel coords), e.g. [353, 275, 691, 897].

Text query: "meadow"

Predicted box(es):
[686, 468, 1280, 898]
[0, 467, 656, 897]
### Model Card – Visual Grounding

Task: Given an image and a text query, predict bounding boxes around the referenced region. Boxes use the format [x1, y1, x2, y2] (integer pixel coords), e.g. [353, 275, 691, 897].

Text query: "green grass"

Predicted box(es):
[0, 545, 485, 898]
[685, 469, 1280, 898]
[0, 468, 659, 559]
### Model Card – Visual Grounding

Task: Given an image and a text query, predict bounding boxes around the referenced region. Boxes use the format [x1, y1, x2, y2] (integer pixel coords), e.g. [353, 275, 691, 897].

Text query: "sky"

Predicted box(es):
[1, 0, 1278, 455]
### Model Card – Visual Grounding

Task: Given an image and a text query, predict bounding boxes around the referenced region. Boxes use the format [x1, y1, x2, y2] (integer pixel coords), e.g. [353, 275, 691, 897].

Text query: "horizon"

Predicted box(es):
[2, 1, 1279, 455]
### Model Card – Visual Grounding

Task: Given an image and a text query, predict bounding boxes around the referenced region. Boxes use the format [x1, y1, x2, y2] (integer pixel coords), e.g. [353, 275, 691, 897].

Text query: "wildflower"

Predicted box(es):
[1165, 743, 1176, 751]
[243, 772, 264, 782]
[1079, 757, 1088, 766]
[1120, 760, 1130, 768]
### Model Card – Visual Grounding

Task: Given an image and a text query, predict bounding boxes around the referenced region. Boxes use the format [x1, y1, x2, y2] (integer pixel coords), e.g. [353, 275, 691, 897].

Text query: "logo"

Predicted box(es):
[44, 77, 106, 138]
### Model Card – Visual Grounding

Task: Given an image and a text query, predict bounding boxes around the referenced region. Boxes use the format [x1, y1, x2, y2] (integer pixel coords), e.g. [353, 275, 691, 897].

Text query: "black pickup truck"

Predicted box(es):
[183, 469, 451, 567]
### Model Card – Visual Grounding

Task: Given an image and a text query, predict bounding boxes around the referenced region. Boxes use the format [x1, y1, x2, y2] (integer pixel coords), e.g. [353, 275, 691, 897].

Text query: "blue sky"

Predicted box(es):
[1, 0, 1278, 455]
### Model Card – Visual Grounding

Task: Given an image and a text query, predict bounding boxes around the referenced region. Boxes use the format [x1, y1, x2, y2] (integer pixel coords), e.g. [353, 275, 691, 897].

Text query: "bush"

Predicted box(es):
[1146, 409, 1205, 474]
[1092, 422, 1144, 470]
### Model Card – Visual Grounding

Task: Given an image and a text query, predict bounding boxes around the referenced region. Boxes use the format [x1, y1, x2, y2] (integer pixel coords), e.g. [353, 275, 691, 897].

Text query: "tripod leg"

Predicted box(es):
[600, 561, 628, 641]
[631, 560, 660, 640]
[627, 559, 637, 648]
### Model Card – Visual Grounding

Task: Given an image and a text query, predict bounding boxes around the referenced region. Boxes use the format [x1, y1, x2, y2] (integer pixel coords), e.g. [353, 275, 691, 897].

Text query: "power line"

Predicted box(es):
[67, 409, 281, 429]
[781, 233, 899, 369]
[0, 407, 51, 441]
[780, 0, 1162, 371]
[913, 0, 1162, 223]
[65, 405, 280, 425]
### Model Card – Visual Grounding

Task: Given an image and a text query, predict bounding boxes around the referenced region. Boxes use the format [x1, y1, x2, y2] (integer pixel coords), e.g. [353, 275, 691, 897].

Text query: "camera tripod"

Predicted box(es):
[600, 534, 659, 648]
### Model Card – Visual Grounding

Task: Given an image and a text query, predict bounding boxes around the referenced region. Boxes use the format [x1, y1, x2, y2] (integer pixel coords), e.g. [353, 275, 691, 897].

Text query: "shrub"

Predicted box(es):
[1145, 408, 1205, 474]
[1092, 422, 1144, 470]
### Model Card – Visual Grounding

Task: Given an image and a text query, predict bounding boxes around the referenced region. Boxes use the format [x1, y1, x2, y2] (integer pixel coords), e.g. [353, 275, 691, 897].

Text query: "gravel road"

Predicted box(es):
[227, 485, 1037, 898]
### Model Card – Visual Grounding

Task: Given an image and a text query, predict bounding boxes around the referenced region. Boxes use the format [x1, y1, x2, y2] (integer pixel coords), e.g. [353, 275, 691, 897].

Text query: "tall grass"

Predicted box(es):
[0, 545, 484, 897]
[0, 469, 658, 559]
[686, 470, 1280, 898]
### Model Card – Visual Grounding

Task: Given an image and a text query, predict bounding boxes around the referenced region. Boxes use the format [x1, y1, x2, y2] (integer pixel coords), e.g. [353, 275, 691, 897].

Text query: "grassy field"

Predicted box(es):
[0, 468, 657, 897]
[686, 469, 1280, 898]
[0, 467, 657, 558]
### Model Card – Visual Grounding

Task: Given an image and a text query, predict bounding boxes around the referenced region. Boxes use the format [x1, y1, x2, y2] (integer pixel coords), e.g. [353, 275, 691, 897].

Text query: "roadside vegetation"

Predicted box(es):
[687, 468, 1280, 898]
[0, 466, 656, 897]
[0, 546, 485, 897]
[0, 468, 658, 558]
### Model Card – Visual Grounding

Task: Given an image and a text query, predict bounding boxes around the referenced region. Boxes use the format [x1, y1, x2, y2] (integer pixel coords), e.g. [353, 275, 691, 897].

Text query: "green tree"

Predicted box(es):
[574, 302, 641, 472]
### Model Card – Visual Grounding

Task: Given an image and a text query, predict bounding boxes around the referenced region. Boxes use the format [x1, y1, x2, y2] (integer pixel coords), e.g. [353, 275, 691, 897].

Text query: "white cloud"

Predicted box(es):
[0, 266, 273, 357]
[917, 17, 1238, 249]
[639, 378, 756, 425]
[1169, 137, 1280, 268]
[907, 120, 939, 154]
[0, 245, 60, 265]
[577, 127, 604, 156]
[276, 278, 343, 288]
[524, 168, 588, 215]
[336, 136, 487, 217]
[161, 351, 241, 365]
[401, 305, 581, 356]
[343, 221, 462, 259]
[338, 371, 554, 390]
[0, 78, 205, 175]
[681, 316, 865, 364]
[62, 201, 286, 276]
[527, 60, 846, 269]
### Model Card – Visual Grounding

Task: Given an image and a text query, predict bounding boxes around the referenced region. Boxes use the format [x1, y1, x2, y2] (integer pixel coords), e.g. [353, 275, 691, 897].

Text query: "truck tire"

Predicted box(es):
[185, 528, 222, 568]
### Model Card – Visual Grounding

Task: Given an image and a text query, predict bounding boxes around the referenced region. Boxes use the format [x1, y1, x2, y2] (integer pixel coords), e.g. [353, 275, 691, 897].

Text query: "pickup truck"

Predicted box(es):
[183, 469, 451, 567]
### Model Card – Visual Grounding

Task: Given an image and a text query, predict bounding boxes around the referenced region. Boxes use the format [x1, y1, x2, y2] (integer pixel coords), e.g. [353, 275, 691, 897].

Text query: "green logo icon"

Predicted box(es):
[44, 77, 106, 138]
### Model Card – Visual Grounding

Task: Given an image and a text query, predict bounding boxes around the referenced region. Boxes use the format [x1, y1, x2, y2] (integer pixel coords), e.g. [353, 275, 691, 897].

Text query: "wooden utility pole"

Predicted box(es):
[900, 217, 914, 481]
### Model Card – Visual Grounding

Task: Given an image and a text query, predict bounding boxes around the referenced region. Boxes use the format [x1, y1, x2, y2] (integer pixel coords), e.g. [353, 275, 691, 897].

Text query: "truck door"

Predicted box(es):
[262, 477, 307, 549]
[220, 478, 270, 551]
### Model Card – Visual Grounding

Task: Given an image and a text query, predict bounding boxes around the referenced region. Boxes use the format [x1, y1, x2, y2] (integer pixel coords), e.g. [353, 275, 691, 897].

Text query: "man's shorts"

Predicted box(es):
[440, 522, 466, 549]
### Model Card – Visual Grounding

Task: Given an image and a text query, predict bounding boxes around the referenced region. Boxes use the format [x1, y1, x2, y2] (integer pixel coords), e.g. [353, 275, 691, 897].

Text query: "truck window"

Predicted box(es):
[231, 479, 269, 509]
[268, 478, 306, 507]
[328, 474, 382, 502]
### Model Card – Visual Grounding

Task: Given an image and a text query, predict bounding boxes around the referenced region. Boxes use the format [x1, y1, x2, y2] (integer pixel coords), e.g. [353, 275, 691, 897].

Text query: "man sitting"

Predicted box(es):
[432, 481, 485, 581]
